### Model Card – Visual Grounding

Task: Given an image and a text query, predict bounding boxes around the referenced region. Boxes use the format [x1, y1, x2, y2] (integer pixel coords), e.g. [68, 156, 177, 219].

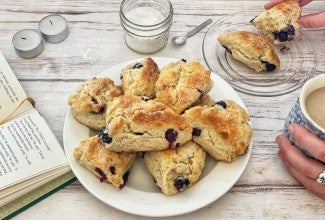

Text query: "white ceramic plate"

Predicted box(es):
[63, 57, 252, 217]
[202, 11, 316, 97]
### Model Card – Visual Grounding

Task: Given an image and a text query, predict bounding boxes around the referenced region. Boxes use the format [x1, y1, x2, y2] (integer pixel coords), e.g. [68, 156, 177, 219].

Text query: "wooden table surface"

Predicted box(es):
[1, 0, 324, 219]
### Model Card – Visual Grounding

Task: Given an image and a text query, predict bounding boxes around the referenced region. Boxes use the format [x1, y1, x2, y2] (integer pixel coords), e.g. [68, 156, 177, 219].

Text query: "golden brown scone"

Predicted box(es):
[121, 57, 160, 98]
[217, 31, 280, 72]
[68, 77, 122, 130]
[183, 100, 252, 162]
[73, 136, 136, 189]
[191, 95, 216, 107]
[144, 141, 206, 196]
[251, 0, 301, 44]
[155, 59, 213, 114]
[101, 95, 192, 152]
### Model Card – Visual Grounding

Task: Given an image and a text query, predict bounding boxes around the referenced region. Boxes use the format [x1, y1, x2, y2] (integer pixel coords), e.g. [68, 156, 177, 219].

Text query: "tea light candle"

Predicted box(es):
[38, 14, 69, 43]
[12, 29, 44, 59]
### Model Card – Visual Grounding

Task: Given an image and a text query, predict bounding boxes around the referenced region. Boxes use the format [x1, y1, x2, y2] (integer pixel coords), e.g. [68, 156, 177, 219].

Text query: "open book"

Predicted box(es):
[0, 52, 74, 218]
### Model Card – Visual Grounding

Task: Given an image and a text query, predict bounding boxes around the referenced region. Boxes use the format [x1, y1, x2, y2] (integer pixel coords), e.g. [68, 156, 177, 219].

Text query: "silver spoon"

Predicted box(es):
[171, 19, 212, 46]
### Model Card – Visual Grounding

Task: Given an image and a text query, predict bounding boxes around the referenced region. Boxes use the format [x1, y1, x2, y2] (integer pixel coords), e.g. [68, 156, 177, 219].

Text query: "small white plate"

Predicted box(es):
[202, 11, 316, 97]
[63, 57, 252, 217]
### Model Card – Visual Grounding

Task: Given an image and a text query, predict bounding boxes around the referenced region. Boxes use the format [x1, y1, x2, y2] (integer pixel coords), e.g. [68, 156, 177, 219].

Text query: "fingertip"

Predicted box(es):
[289, 123, 297, 133]
[264, 2, 272, 9]
[275, 135, 282, 145]
[298, 12, 325, 28]
[277, 150, 283, 159]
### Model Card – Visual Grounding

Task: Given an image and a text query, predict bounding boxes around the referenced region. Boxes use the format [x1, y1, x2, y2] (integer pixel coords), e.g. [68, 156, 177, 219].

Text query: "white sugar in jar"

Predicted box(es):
[120, 0, 173, 54]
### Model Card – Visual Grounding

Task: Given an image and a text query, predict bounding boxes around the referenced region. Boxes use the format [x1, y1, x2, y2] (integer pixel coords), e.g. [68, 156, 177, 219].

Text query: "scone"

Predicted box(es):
[155, 59, 213, 114]
[183, 100, 253, 162]
[101, 95, 192, 152]
[121, 57, 160, 98]
[73, 136, 136, 189]
[144, 141, 206, 195]
[68, 77, 122, 130]
[217, 31, 280, 72]
[192, 95, 216, 107]
[251, 0, 301, 44]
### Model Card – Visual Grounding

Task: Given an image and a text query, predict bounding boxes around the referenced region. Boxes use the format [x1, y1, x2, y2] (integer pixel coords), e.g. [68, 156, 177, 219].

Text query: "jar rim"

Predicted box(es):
[120, 0, 173, 28]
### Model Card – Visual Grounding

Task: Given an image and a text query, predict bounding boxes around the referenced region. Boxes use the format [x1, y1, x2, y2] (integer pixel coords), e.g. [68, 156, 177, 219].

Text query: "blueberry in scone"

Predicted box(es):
[73, 136, 136, 189]
[183, 100, 253, 162]
[68, 77, 122, 130]
[144, 141, 206, 195]
[102, 95, 192, 152]
[121, 57, 160, 99]
[155, 59, 213, 114]
[217, 31, 280, 72]
[250, 0, 301, 44]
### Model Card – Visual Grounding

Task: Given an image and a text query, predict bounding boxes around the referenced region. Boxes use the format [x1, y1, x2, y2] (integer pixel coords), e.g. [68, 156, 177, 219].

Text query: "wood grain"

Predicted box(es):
[0, 0, 324, 219]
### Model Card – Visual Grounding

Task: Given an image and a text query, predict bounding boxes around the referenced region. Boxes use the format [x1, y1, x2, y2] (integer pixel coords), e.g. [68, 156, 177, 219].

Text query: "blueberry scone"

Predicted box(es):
[183, 100, 253, 162]
[121, 57, 160, 98]
[155, 59, 213, 114]
[73, 136, 136, 189]
[144, 141, 206, 195]
[217, 31, 280, 72]
[251, 0, 301, 44]
[192, 95, 216, 107]
[68, 77, 122, 130]
[101, 95, 192, 152]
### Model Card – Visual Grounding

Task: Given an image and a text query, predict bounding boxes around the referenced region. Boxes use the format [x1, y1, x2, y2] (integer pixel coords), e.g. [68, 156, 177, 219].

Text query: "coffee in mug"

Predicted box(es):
[284, 74, 325, 159]
[305, 87, 325, 129]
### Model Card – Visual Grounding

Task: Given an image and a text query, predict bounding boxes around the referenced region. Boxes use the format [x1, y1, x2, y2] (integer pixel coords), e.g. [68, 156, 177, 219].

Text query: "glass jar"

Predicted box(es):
[120, 0, 173, 54]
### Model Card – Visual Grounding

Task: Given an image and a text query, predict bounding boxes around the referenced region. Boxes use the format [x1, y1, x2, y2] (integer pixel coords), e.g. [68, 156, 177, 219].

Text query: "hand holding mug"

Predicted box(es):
[279, 74, 325, 199]
[276, 124, 325, 199]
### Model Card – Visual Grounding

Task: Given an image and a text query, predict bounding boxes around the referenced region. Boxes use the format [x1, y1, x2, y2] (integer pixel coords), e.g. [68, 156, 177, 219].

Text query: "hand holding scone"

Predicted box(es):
[251, 0, 302, 44]
[265, 0, 325, 28]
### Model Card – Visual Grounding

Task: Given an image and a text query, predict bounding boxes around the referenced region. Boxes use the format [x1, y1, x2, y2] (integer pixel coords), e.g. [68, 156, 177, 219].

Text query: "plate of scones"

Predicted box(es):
[64, 57, 253, 217]
[203, 0, 316, 96]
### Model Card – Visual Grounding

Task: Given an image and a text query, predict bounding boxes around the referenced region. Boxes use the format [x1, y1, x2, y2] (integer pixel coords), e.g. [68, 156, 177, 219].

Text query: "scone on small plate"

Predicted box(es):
[73, 136, 136, 189]
[101, 95, 192, 152]
[155, 59, 213, 114]
[217, 31, 280, 72]
[68, 77, 122, 130]
[121, 57, 160, 99]
[251, 0, 301, 44]
[183, 100, 253, 162]
[144, 141, 206, 196]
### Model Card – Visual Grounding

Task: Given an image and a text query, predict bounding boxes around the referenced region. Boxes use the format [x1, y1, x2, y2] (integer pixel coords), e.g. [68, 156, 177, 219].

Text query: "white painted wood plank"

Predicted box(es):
[0, 0, 324, 219]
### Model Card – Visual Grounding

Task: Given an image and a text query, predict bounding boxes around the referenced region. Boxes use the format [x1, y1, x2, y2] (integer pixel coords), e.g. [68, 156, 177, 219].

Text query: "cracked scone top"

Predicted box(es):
[217, 31, 280, 72]
[68, 77, 122, 130]
[183, 100, 253, 162]
[144, 141, 206, 196]
[155, 59, 213, 114]
[121, 57, 160, 98]
[73, 136, 136, 189]
[251, 0, 301, 44]
[101, 95, 192, 152]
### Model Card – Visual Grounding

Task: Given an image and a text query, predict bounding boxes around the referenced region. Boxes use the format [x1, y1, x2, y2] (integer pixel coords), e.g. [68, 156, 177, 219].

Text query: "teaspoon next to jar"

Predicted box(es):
[171, 19, 213, 46]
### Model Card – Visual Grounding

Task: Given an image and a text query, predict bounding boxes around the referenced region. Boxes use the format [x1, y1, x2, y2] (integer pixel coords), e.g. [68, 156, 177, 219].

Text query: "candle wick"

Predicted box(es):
[21, 37, 27, 40]
[49, 20, 53, 25]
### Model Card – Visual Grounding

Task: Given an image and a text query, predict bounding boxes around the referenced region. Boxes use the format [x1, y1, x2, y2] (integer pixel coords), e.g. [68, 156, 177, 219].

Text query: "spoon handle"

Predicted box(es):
[185, 19, 212, 38]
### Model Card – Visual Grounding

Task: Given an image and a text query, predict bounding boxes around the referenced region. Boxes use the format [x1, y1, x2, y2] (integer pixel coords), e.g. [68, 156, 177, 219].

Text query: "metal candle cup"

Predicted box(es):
[12, 29, 44, 59]
[38, 14, 69, 43]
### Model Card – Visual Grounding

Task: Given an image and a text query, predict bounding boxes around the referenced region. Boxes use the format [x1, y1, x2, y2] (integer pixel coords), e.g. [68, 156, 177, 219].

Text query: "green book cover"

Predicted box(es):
[0, 171, 76, 220]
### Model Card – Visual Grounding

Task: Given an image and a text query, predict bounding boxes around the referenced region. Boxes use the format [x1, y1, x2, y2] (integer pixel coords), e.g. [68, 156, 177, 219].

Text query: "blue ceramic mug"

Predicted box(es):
[283, 74, 325, 159]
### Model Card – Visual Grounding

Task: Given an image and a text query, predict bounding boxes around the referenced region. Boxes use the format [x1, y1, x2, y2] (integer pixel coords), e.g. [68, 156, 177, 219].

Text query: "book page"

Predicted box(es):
[0, 108, 69, 190]
[0, 52, 29, 123]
